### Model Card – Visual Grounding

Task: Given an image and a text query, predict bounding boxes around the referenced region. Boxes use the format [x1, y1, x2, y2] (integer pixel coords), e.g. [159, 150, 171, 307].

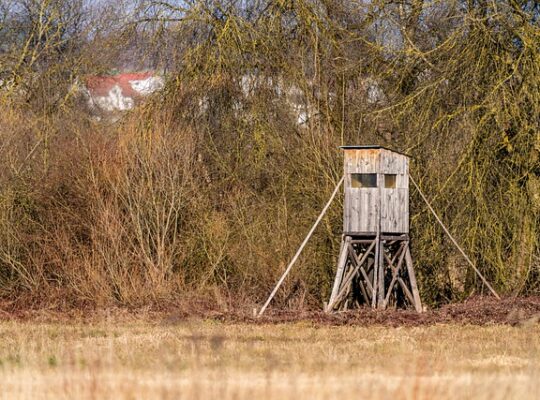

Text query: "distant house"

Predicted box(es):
[78, 71, 388, 127]
[81, 72, 164, 115]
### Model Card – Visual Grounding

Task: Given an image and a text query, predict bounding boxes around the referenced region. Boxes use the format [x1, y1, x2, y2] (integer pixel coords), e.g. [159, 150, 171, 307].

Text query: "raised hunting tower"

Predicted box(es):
[326, 146, 422, 312]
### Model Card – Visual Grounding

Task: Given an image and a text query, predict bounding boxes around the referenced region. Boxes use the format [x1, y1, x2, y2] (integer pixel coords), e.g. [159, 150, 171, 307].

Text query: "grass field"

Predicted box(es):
[0, 319, 538, 399]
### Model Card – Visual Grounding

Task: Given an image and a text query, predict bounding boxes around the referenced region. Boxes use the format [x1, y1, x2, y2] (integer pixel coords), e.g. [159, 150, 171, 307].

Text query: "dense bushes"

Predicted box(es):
[0, 0, 539, 309]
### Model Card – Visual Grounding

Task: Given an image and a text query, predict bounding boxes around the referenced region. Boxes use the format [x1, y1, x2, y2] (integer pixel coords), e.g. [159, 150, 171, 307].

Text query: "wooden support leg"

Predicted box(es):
[405, 244, 423, 313]
[327, 236, 350, 311]
[327, 236, 422, 313]
[371, 236, 380, 309]
[377, 239, 385, 309]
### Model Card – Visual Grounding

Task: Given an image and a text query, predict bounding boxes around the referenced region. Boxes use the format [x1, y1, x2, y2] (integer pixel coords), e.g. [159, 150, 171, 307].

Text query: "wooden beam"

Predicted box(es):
[349, 242, 375, 293]
[397, 277, 415, 305]
[405, 244, 423, 312]
[409, 174, 500, 300]
[358, 279, 370, 304]
[258, 176, 345, 317]
[327, 239, 376, 311]
[372, 235, 380, 309]
[377, 239, 385, 309]
[327, 236, 351, 311]
[383, 243, 407, 308]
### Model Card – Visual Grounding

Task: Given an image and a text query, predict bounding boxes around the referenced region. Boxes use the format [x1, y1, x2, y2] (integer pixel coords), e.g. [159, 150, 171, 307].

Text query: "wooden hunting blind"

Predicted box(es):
[254, 146, 500, 317]
[327, 146, 422, 312]
[259, 145, 499, 317]
[343, 146, 409, 235]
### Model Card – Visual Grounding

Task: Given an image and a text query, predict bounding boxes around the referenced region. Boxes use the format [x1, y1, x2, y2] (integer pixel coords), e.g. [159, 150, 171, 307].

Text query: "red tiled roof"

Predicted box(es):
[84, 72, 154, 97]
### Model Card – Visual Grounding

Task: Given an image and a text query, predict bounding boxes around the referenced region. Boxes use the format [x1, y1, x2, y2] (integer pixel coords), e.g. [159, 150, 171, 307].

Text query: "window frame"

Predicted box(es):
[351, 173, 378, 188]
[384, 174, 397, 189]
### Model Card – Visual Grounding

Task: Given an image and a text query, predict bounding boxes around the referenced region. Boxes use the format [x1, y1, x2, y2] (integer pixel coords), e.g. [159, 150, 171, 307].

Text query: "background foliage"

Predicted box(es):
[0, 0, 539, 309]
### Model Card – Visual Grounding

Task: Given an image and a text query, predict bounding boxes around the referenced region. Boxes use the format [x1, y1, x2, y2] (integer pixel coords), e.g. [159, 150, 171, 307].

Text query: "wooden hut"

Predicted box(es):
[259, 145, 498, 317]
[342, 146, 409, 235]
[327, 146, 421, 312]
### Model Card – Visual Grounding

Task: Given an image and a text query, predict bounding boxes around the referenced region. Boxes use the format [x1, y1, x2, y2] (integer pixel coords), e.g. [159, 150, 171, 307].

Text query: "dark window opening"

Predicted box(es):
[351, 173, 377, 188]
[384, 174, 397, 188]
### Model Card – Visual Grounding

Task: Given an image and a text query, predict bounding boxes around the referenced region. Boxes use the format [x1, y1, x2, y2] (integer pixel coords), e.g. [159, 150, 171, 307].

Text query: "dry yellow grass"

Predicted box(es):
[0, 320, 538, 399]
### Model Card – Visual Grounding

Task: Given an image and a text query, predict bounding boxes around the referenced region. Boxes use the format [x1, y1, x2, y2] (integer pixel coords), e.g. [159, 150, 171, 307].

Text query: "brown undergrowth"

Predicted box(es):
[0, 296, 539, 328]
[1, 1, 539, 311]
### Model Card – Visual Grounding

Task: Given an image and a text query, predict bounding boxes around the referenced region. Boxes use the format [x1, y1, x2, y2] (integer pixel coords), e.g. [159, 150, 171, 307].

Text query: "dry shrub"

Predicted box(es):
[37, 111, 205, 306]
[0, 106, 198, 306]
[0, 0, 539, 310]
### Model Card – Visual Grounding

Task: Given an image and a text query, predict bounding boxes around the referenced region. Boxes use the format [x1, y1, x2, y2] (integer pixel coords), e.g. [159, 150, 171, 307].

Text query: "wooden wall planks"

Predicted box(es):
[343, 148, 409, 234]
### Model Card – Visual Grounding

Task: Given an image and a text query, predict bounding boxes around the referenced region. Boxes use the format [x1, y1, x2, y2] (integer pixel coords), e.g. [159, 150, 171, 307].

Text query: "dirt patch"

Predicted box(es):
[217, 296, 540, 327]
[1, 296, 539, 327]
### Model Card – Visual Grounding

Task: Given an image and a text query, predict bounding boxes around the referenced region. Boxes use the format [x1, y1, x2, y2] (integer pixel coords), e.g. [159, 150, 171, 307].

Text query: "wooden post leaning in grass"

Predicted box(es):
[327, 146, 422, 313]
[257, 176, 344, 317]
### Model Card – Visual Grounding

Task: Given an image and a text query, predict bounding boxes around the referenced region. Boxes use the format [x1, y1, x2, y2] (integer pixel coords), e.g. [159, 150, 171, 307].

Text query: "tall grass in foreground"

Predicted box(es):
[0, 321, 538, 399]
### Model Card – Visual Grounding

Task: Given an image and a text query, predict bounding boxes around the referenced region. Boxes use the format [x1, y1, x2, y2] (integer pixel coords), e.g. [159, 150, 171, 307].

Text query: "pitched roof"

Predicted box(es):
[84, 72, 155, 98]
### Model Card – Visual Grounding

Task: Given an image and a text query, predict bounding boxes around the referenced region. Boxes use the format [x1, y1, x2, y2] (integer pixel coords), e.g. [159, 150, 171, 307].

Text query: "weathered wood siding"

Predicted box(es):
[343, 148, 409, 234]
[380, 149, 409, 233]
